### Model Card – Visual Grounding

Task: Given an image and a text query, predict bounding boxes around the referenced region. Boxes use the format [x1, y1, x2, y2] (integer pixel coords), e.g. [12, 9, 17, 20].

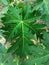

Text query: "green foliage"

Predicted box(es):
[0, 44, 18, 65]
[0, 0, 49, 65]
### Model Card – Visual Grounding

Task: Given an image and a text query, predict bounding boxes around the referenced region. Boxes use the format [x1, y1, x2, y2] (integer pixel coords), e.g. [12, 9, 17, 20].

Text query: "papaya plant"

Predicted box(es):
[0, 0, 49, 65]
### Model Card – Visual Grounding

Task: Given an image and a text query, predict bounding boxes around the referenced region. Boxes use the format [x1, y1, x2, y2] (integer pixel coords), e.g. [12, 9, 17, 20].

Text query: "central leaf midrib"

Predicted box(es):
[4, 20, 21, 24]
[22, 22, 24, 52]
